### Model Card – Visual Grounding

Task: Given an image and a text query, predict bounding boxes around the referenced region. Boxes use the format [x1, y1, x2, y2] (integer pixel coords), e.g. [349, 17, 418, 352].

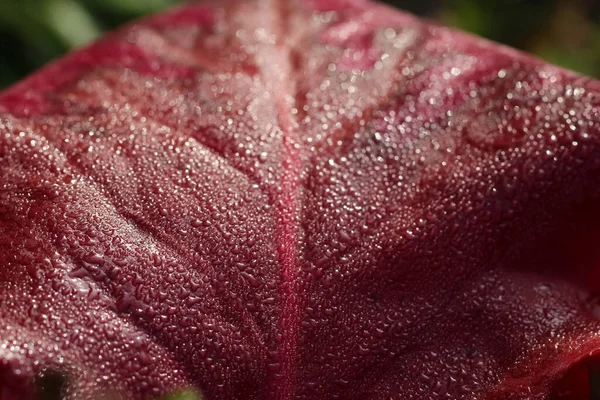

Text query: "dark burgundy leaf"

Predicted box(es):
[1, 1, 600, 399]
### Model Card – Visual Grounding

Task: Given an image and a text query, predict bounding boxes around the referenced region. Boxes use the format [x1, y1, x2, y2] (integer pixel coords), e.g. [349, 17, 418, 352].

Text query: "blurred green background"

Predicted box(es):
[0, 0, 599, 89]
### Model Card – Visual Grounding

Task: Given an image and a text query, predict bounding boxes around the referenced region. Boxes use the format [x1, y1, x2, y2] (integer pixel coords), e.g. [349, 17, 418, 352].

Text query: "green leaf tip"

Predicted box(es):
[158, 388, 203, 400]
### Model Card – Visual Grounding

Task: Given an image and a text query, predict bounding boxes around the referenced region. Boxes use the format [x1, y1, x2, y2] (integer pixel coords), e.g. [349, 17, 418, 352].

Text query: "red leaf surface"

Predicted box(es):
[1, 1, 600, 399]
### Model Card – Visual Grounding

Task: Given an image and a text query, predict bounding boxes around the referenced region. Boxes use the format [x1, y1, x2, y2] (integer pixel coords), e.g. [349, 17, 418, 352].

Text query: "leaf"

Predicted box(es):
[1, 0, 600, 399]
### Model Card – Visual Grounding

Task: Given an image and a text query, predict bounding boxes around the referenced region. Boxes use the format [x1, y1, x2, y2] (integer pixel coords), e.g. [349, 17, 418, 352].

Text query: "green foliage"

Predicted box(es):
[158, 389, 203, 400]
[0, 1, 598, 85]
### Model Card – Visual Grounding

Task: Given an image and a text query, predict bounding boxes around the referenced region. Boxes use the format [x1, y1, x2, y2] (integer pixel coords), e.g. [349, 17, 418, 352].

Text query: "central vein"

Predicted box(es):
[258, 0, 304, 398]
